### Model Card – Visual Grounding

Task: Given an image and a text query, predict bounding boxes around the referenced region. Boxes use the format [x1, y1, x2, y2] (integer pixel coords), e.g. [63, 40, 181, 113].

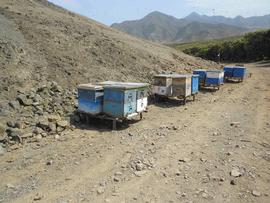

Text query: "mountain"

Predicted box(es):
[0, 0, 217, 103]
[112, 11, 190, 42]
[185, 12, 270, 29]
[111, 11, 249, 43]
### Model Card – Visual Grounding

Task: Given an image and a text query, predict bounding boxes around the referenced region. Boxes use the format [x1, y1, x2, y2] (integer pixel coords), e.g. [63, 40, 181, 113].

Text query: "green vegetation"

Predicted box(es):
[170, 30, 270, 62]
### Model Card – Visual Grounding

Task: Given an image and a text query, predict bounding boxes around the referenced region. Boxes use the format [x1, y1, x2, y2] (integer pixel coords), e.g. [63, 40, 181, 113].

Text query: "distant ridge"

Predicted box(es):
[111, 11, 270, 43]
[185, 12, 270, 29]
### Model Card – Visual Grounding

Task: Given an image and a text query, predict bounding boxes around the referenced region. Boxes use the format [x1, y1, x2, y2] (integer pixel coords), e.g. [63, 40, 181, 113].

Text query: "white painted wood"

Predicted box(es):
[137, 97, 148, 112]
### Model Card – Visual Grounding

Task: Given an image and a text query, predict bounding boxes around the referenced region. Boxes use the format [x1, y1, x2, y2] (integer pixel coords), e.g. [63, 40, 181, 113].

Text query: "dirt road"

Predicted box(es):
[1, 62, 270, 203]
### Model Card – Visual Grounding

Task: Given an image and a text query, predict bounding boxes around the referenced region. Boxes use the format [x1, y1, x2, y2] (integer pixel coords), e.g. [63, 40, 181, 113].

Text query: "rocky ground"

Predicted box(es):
[0, 62, 269, 203]
[0, 80, 78, 149]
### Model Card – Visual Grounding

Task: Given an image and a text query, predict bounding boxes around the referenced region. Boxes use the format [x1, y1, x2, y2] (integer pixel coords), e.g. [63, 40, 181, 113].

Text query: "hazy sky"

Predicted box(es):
[48, 0, 270, 25]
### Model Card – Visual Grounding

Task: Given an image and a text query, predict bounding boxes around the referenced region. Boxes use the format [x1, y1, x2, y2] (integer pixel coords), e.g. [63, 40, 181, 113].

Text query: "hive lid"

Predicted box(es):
[154, 74, 173, 78]
[193, 69, 206, 72]
[192, 74, 200, 77]
[207, 70, 224, 73]
[99, 81, 149, 90]
[154, 74, 192, 78]
[234, 66, 246, 69]
[170, 74, 192, 78]
[78, 84, 103, 90]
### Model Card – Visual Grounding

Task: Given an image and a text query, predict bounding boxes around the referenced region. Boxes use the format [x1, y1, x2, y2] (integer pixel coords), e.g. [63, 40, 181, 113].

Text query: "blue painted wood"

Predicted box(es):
[224, 66, 246, 80]
[193, 69, 206, 86]
[78, 88, 103, 115]
[205, 71, 224, 86]
[233, 66, 246, 78]
[205, 77, 221, 85]
[224, 66, 234, 78]
[103, 88, 137, 118]
[191, 75, 199, 94]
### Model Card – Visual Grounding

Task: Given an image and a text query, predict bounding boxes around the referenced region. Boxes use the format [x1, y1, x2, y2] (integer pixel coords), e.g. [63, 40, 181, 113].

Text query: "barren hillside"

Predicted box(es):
[0, 0, 217, 103]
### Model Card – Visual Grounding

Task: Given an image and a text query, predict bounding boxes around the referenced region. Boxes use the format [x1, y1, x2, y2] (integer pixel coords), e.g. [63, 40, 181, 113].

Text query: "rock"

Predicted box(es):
[230, 168, 242, 177]
[57, 120, 69, 128]
[47, 115, 61, 123]
[35, 134, 43, 142]
[46, 160, 53, 165]
[97, 187, 104, 194]
[37, 119, 50, 132]
[219, 177, 225, 182]
[7, 121, 16, 128]
[115, 171, 123, 176]
[14, 121, 26, 129]
[54, 134, 60, 140]
[21, 133, 33, 139]
[33, 193, 43, 201]
[200, 158, 207, 162]
[51, 82, 62, 92]
[0, 107, 10, 116]
[227, 152, 233, 156]
[252, 190, 261, 197]
[230, 122, 240, 127]
[33, 127, 44, 135]
[175, 171, 181, 176]
[6, 183, 15, 189]
[172, 126, 178, 130]
[0, 144, 6, 155]
[9, 100, 20, 110]
[57, 126, 65, 133]
[48, 123, 57, 133]
[33, 94, 43, 103]
[6, 128, 23, 143]
[0, 123, 6, 136]
[135, 162, 145, 171]
[230, 179, 237, 185]
[202, 192, 208, 198]
[113, 177, 120, 182]
[17, 94, 32, 106]
[134, 170, 147, 177]
[179, 158, 190, 163]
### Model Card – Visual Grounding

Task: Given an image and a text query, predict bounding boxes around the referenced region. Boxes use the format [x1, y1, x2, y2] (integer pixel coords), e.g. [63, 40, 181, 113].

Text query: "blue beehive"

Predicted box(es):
[193, 69, 206, 86]
[191, 75, 199, 94]
[233, 66, 246, 78]
[223, 66, 246, 81]
[224, 66, 234, 78]
[77, 84, 104, 115]
[205, 70, 224, 86]
[101, 82, 148, 118]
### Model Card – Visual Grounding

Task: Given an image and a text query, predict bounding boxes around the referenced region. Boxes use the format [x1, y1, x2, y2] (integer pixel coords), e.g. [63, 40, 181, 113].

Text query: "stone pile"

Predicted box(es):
[0, 81, 78, 149]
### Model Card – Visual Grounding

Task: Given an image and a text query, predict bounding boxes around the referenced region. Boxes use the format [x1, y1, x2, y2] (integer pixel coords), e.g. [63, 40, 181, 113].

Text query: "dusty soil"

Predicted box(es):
[0, 62, 269, 203]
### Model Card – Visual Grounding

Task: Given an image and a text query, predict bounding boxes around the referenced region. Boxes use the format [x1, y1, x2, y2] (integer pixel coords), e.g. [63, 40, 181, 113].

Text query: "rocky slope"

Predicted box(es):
[0, 0, 218, 147]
